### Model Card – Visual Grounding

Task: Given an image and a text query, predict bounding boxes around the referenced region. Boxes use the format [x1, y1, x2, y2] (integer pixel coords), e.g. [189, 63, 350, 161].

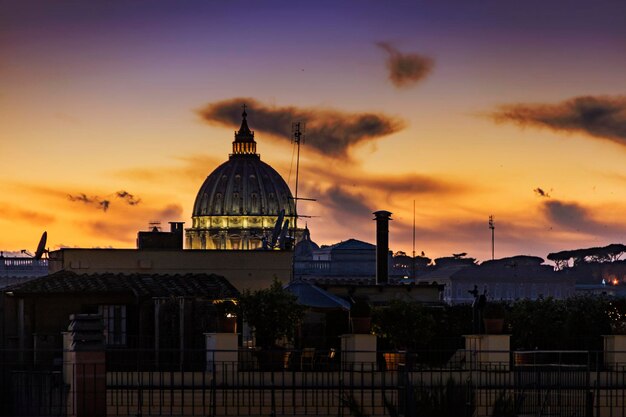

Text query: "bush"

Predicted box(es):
[372, 300, 436, 350]
[238, 279, 305, 349]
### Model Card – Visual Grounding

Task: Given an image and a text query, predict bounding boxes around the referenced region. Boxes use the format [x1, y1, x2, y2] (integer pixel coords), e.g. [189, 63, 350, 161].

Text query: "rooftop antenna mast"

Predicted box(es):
[412, 200, 416, 281]
[489, 215, 495, 260]
[292, 122, 305, 237]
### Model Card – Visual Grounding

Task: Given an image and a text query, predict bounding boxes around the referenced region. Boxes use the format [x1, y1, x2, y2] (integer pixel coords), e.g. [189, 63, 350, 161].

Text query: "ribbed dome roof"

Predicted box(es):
[192, 154, 295, 217]
[192, 108, 295, 218]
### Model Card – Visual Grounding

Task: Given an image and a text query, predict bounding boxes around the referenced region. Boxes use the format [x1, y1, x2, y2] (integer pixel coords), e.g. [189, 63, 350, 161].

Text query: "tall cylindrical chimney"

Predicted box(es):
[373, 210, 392, 285]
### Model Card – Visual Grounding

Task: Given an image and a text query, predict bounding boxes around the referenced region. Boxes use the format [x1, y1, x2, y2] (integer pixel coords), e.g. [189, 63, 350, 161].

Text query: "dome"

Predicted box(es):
[192, 155, 295, 217]
[294, 226, 319, 259]
[186, 107, 299, 250]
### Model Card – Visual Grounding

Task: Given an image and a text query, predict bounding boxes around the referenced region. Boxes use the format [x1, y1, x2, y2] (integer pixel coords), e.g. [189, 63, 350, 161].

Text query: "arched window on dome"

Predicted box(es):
[200, 193, 209, 215]
[234, 174, 241, 190]
[232, 192, 239, 212]
[268, 192, 277, 211]
[214, 193, 223, 215]
[251, 193, 259, 213]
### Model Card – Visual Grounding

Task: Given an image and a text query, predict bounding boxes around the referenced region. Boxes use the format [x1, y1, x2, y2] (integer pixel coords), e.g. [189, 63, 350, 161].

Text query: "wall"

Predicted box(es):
[49, 249, 293, 291]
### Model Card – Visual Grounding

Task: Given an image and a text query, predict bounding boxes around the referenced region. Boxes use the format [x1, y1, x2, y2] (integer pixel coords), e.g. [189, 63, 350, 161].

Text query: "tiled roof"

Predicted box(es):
[3, 270, 239, 299]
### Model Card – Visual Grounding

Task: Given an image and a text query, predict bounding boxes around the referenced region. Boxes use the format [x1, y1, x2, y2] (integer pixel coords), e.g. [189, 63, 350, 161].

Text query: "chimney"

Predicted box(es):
[373, 210, 392, 285]
[169, 222, 184, 235]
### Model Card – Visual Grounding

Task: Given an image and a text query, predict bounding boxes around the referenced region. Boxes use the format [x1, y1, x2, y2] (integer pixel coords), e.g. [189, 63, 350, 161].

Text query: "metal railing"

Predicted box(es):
[7, 348, 626, 416]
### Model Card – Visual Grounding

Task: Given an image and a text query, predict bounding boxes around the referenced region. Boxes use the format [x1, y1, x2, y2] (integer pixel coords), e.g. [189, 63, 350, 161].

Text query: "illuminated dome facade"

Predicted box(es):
[186, 109, 297, 250]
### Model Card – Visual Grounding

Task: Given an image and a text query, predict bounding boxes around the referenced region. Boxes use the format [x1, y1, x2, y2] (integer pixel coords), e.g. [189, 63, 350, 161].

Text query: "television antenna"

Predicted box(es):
[412, 200, 416, 281]
[489, 215, 495, 260]
[292, 122, 305, 235]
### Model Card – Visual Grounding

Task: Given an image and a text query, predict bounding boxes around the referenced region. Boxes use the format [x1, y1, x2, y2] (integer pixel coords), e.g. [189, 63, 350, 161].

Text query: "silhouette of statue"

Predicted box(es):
[469, 285, 487, 333]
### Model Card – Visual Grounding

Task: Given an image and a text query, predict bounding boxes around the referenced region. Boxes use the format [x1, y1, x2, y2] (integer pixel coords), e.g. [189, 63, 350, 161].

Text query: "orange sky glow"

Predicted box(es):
[1, 1, 625, 262]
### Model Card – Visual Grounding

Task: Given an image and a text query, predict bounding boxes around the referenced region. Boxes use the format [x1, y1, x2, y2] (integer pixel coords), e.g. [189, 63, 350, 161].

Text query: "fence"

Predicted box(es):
[5, 348, 626, 416]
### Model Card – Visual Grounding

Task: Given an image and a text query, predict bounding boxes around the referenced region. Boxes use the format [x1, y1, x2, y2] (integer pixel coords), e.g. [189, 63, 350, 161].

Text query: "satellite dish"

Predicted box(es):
[34, 231, 47, 260]
[278, 219, 290, 250]
[270, 209, 285, 248]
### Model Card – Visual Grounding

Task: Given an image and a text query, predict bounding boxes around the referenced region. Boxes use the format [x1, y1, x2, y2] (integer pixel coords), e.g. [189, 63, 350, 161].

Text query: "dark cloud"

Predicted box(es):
[99, 200, 110, 212]
[356, 174, 460, 196]
[322, 186, 373, 219]
[542, 200, 610, 234]
[534, 187, 551, 198]
[377, 42, 434, 89]
[492, 95, 626, 146]
[116, 190, 141, 205]
[68, 193, 93, 204]
[197, 97, 404, 159]
[68, 190, 142, 212]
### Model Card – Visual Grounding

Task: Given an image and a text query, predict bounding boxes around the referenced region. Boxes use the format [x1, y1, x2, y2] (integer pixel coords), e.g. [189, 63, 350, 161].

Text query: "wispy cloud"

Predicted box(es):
[197, 97, 405, 160]
[116, 190, 141, 205]
[82, 204, 184, 243]
[0, 202, 55, 224]
[491, 95, 626, 146]
[534, 187, 551, 198]
[377, 42, 434, 89]
[68, 190, 142, 212]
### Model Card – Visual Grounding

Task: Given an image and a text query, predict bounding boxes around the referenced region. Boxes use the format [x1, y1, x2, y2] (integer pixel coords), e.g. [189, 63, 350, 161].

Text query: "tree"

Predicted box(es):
[372, 300, 436, 350]
[238, 279, 305, 349]
[548, 244, 626, 270]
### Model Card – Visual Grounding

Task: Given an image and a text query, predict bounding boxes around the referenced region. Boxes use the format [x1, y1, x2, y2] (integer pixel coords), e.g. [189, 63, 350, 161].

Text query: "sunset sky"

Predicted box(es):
[1, 0, 626, 262]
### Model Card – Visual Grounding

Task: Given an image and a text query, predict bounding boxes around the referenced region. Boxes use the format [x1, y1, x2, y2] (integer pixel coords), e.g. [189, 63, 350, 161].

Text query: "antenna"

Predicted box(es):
[412, 200, 416, 281]
[291, 122, 305, 241]
[149, 221, 162, 232]
[489, 215, 495, 260]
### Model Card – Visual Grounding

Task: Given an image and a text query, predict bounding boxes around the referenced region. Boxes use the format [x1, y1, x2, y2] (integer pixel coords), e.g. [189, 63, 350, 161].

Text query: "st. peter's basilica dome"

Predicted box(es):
[186, 108, 297, 250]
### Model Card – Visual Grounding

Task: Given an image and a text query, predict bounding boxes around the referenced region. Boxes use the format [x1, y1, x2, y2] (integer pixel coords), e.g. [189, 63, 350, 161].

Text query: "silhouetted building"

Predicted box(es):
[1, 270, 239, 353]
[439, 256, 576, 304]
[137, 222, 184, 250]
[47, 247, 292, 292]
[186, 109, 300, 250]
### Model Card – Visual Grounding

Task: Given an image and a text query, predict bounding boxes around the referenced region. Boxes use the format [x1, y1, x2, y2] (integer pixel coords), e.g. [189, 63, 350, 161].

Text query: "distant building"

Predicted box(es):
[186, 109, 300, 250]
[294, 229, 426, 284]
[295, 236, 377, 282]
[0, 253, 48, 289]
[438, 256, 576, 304]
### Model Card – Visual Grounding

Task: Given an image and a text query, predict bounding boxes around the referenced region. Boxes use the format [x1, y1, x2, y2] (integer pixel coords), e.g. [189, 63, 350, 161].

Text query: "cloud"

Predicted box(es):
[377, 42, 434, 88]
[0, 203, 55, 225]
[116, 190, 141, 205]
[68, 193, 94, 204]
[197, 97, 405, 159]
[322, 186, 373, 219]
[157, 204, 184, 220]
[534, 187, 551, 198]
[491, 95, 626, 146]
[541, 200, 622, 236]
[82, 204, 184, 243]
[68, 190, 142, 212]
